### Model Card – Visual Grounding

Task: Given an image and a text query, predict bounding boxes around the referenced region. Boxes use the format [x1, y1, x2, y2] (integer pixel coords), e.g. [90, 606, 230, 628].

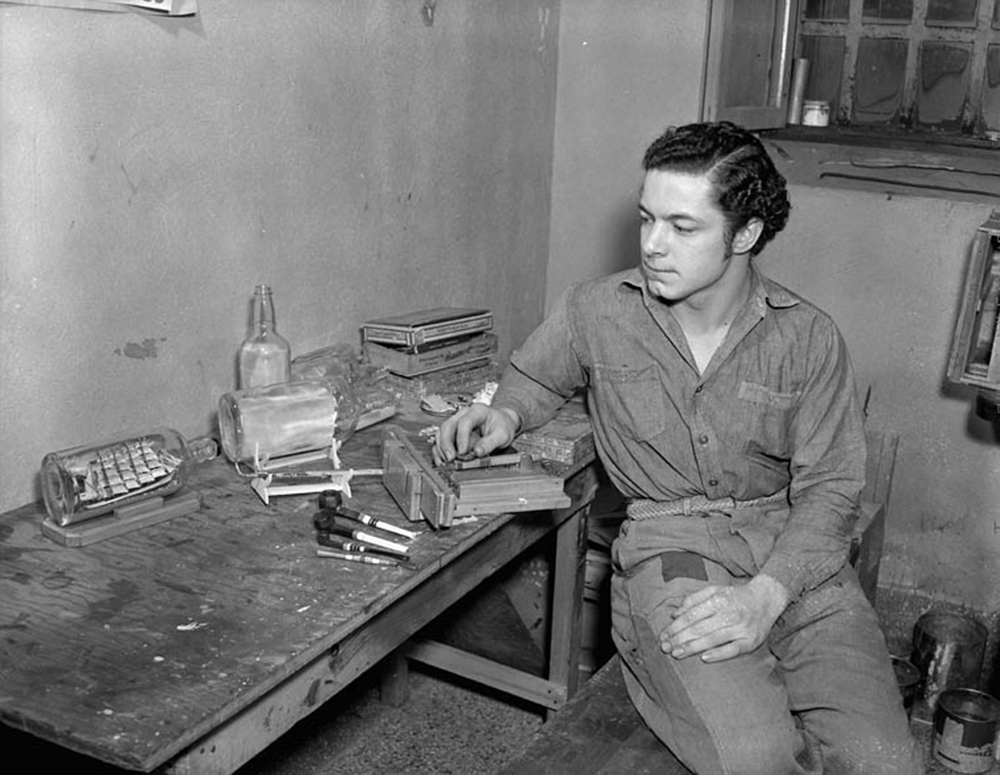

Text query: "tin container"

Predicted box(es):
[932, 688, 1000, 773]
[801, 100, 830, 127]
[911, 611, 988, 717]
[786, 58, 810, 125]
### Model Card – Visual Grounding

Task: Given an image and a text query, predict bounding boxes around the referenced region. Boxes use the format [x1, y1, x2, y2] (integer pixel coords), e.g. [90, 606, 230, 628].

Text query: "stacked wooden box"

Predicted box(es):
[360, 307, 500, 398]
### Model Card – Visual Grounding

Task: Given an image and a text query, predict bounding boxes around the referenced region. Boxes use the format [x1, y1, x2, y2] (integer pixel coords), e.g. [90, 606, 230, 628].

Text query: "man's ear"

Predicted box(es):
[732, 218, 764, 255]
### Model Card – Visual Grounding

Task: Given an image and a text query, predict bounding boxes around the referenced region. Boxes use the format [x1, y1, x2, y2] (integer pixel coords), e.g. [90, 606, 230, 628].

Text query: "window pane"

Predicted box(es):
[800, 35, 846, 117]
[722, 0, 778, 107]
[803, 0, 850, 21]
[862, 0, 913, 22]
[926, 0, 979, 27]
[916, 41, 971, 128]
[994, 0, 1000, 28]
[982, 44, 1000, 135]
[853, 37, 908, 123]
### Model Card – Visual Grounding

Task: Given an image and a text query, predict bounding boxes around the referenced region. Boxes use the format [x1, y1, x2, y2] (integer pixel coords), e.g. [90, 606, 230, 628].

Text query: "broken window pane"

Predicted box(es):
[862, 0, 913, 22]
[926, 0, 979, 27]
[803, 0, 850, 21]
[800, 35, 846, 116]
[982, 44, 1000, 135]
[917, 41, 971, 128]
[853, 37, 908, 123]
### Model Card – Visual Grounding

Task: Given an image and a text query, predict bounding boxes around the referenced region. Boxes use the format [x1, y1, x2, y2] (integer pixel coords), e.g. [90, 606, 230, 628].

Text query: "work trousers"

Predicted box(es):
[609, 507, 924, 775]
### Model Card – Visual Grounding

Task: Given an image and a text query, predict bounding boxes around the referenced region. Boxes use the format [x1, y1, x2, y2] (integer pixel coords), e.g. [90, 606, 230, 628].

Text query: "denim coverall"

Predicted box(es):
[491, 265, 923, 774]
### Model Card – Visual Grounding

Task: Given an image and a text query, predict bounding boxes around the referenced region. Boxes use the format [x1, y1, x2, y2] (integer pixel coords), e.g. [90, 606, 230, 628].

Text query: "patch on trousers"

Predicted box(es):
[660, 551, 708, 583]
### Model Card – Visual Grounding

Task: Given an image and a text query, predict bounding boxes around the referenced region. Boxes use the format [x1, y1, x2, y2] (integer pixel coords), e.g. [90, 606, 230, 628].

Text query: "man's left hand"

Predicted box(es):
[659, 575, 789, 663]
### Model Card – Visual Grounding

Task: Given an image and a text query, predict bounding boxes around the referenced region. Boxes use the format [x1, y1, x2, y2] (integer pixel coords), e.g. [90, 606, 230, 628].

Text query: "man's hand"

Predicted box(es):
[659, 575, 789, 663]
[433, 403, 520, 465]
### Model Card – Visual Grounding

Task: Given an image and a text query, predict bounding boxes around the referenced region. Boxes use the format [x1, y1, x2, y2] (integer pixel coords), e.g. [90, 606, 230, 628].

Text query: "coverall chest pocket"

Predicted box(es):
[594, 364, 669, 442]
[738, 381, 799, 456]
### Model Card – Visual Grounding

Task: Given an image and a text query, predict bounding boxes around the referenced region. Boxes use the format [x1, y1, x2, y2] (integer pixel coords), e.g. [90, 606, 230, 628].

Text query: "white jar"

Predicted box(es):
[802, 100, 831, 127]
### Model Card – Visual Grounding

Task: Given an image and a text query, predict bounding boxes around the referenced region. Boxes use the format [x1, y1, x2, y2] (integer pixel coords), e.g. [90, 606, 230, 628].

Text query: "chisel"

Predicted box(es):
[316, 531, 396, 556]
[316, 549, 402, 567]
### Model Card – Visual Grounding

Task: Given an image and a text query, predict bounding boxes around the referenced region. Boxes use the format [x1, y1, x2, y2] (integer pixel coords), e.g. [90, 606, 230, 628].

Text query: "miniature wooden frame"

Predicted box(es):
[949, 210, 1000, 391]
[380, 425, 570, 529]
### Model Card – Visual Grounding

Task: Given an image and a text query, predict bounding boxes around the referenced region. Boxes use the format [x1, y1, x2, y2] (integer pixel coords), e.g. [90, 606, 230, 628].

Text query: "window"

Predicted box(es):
[703, 0, 799, 130]
[798, 0, 1000, 141]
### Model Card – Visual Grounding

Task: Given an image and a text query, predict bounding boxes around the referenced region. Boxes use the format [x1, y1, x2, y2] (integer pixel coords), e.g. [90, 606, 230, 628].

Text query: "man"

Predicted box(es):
[435, 121, 921, 773]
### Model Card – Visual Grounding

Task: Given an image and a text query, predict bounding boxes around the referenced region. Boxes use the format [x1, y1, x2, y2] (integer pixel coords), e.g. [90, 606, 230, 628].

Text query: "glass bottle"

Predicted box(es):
[239, 284, 291, 389]
[40, 429, 219, 527]
[217, 376, 360, 464]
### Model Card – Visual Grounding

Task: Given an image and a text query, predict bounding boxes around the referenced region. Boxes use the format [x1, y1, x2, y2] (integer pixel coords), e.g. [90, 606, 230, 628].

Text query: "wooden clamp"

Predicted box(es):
[380, 425, 570, 529]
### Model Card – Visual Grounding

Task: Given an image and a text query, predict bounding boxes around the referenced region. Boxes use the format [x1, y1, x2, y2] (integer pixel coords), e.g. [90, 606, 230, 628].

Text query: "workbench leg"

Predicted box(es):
[545, 466, 598, 720]
[380, 650, 411, 707]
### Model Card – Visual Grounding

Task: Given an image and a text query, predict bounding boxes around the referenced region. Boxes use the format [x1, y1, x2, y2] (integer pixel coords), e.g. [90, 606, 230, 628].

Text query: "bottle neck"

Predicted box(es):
[254, 286, 276, 333]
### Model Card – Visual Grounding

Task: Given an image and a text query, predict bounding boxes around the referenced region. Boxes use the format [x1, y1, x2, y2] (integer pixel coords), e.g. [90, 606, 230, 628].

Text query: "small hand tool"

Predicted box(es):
[318, 491, 419, 540]
[316, 548, 403, 567]
[316, 531, 393, 555]
[313, 511, 410, 555]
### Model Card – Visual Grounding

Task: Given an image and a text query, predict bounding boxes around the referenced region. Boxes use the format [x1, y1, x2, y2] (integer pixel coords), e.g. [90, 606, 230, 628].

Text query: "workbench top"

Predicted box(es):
[0, 409, 587, 772]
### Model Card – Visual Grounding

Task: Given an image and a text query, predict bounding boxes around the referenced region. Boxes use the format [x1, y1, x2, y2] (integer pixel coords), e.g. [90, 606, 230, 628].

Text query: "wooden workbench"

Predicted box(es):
[0, 408, 598, 773]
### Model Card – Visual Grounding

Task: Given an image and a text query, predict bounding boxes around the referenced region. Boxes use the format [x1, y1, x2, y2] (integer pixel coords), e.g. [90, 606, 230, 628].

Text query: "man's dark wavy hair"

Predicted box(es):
[642, 121, 790, 256]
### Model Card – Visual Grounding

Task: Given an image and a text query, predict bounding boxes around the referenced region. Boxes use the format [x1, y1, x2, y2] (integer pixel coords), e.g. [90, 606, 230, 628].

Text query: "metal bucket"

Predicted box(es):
[932, 688, 1000, 773]
[910, 611, 988, 718]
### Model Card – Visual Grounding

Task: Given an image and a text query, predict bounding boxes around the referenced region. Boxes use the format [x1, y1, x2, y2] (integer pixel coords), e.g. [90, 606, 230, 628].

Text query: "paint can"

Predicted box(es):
[911, 611, 988, 719]
[801, 100, 830, 127]
[932, 688, 1000, 773]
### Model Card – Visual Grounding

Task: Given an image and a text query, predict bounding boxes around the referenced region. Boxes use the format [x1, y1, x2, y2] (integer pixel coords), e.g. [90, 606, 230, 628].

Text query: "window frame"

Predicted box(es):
[795, 0, 1000, 141]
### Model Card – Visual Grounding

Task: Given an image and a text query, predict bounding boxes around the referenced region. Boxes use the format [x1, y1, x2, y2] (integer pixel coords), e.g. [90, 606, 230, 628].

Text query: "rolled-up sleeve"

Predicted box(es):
[491, 287, 587, 431]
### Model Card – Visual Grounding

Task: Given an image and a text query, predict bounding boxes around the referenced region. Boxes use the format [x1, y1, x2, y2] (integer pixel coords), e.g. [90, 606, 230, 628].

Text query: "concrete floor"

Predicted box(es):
[239, 666, 546, 774]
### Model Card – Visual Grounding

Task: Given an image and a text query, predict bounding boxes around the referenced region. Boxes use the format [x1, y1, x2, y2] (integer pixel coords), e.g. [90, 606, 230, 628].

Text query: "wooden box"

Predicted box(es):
[513, 398, 595, 465]
[364, 333, 498, 377]
[948, 210, 1000, 391]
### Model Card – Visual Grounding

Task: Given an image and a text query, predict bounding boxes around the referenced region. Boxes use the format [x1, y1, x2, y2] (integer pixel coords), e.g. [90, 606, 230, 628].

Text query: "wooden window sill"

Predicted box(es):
[759, 127, 1000, 205]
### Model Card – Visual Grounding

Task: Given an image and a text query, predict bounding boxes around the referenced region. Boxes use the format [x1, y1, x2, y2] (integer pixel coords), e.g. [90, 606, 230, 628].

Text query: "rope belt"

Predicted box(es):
[627, 488, 789, 520]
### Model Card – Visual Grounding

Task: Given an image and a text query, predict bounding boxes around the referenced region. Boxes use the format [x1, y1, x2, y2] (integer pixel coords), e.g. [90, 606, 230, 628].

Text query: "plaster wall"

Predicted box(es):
[545, 0, 710, 309]
[759, 187, 1000, 612]
[0, 1, 560, 514]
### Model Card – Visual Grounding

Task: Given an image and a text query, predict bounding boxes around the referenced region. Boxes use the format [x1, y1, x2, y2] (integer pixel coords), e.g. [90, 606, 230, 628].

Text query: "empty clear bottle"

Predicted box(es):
[239, 284, 291, 389]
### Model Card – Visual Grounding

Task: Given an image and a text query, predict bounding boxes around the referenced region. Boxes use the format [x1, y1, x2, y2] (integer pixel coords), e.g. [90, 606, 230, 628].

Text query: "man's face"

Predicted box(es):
[638, 168, 737, 304]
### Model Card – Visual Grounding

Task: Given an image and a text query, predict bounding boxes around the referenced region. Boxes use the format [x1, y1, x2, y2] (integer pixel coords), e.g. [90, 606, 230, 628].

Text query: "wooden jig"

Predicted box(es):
[380, 425, 570, 529]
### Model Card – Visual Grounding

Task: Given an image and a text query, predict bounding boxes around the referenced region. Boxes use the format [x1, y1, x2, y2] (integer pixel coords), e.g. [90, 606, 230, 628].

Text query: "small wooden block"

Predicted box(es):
[41, 490, 203, 547]
[382, 432, 425, 522]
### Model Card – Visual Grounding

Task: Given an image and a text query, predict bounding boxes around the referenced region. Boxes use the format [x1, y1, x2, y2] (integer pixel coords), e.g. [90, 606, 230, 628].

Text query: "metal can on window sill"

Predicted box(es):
[801, 100, 831, 127]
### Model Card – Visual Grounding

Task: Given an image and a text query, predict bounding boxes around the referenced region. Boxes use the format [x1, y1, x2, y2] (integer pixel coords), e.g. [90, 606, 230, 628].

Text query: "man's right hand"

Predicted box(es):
[433, 403, 520, 465]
